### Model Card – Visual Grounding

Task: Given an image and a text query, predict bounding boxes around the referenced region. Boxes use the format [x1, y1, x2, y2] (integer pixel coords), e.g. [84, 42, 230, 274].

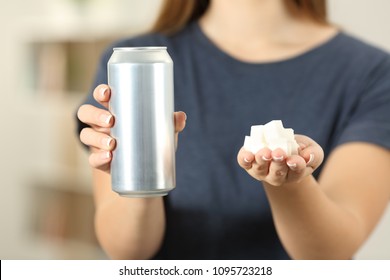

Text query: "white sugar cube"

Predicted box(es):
[289, 140, 299, 155]
[243, 120, 299, 156]
[250, 125, 265, 141]
[283, 128, 295, 141]
[243, 136, 253, 151]
[268, 140, 288, 154]
[244, 135, 265, 154]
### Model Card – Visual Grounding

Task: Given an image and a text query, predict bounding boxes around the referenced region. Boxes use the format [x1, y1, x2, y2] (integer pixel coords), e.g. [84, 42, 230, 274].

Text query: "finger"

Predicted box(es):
[80, 127, 116, 151]
[93, 84, 111, 109]
[299, 145, 324, 171]
[252, 148, 272, 177]
[77, 104, 114, 128]
[174, 111, 187, 133]
[294, 134, 313, 148]
[267, 148, 288, 186]
[285, 155, 307, 182]
[89, 150, 112, 170]
[174, 111, 187, 151]
[294, 134, 324, 170]
[237, 148, 255, 170]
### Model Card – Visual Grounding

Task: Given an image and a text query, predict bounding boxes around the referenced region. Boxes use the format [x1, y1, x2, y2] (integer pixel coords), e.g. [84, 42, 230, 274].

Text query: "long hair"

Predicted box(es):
[152, 0, 327, 35]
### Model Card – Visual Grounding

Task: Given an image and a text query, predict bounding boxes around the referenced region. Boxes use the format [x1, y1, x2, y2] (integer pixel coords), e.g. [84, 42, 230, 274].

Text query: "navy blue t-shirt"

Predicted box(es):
[78, 22, 390, 259]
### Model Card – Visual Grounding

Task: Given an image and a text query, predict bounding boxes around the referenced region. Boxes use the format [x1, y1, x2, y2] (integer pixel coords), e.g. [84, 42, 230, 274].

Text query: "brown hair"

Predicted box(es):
[152, 0, 327, 35]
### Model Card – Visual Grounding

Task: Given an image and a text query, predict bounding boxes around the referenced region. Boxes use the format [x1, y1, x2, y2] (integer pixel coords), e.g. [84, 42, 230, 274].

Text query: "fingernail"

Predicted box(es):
[183, 112, 187, 121]
[273, 155, 284, 162]
[307, 153, 314, 165]
[100, 87, 108, 98]
[244, 158, 251, 163]
[105, 137, 113, 148]
[101, 151, 111, 159]
[287, 162, 297, 169]
[100, 114, 112, 125]
[262, 155, 272, 161]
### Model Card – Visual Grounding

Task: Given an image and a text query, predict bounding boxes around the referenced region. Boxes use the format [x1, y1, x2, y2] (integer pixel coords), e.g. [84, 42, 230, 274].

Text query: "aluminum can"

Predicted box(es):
[108, 47, 175, 197]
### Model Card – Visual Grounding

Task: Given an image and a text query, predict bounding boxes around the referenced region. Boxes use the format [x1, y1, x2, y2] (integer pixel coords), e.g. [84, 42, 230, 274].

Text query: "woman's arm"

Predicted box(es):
[238, 140, 390, 259]
[92, 168, 165, 260]
[78, 85, 187, 259]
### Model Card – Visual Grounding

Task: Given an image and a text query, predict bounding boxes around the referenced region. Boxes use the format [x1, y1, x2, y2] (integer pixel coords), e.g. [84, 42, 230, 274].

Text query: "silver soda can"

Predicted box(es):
[108, 47, 175, 197]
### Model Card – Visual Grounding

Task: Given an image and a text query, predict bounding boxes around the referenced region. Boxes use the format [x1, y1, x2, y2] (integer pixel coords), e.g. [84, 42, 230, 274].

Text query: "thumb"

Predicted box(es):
[174, 111, 187, 133]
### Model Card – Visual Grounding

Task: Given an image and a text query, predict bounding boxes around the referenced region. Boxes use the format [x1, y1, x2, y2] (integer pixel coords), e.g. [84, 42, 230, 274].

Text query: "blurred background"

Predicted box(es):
[0, 0, 389, 259]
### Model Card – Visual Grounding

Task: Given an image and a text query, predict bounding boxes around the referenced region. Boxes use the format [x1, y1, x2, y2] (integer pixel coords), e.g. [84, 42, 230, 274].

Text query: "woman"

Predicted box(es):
[77, 0, 390, 259]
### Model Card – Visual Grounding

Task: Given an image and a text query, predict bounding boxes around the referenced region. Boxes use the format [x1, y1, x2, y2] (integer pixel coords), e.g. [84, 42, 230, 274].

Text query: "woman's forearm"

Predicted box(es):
[92, 169, 165, 259]
[264, 176, 365, 259]
[95, 196, 165, 259]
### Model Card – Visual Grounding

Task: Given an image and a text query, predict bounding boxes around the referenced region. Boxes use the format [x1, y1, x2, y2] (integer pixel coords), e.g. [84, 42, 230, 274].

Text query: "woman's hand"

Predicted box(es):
[237, 134, 324, 186]
[77, 84, 187, 173]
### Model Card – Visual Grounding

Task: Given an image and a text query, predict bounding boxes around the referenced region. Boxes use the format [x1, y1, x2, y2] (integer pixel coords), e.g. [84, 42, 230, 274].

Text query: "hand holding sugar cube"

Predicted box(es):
[243, 120, 299, 156]
[239, 120, 324, 186]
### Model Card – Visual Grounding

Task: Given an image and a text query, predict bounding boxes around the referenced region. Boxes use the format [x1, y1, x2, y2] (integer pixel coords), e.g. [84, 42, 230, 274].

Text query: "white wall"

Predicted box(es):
[329, 0, 390, 50]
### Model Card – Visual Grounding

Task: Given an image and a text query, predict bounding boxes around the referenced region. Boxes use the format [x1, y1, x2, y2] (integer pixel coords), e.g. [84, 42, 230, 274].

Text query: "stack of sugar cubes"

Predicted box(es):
[243, 120, 299, 156]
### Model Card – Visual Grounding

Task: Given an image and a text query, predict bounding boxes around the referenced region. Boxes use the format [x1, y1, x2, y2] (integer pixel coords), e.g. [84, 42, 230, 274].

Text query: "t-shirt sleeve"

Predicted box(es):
[336, 56, 390, 150]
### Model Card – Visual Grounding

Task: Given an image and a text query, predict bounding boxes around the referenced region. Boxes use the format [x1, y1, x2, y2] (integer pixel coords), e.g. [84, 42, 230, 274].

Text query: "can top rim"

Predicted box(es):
[113, 47, 167, 51]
